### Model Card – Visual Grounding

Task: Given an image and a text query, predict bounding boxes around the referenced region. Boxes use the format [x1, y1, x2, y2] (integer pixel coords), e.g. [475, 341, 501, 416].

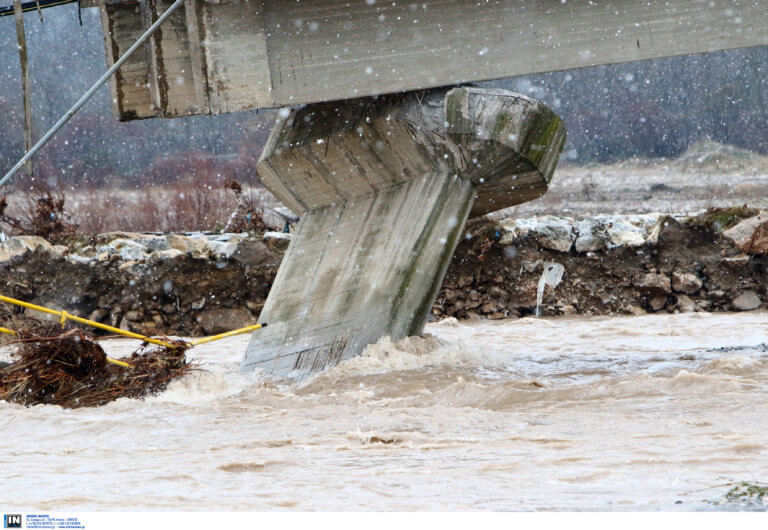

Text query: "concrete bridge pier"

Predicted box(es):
[243, 86, 566, 378]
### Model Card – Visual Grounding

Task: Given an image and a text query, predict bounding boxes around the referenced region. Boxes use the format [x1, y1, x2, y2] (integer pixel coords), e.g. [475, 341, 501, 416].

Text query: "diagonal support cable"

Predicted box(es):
[0, 0, 185, 190]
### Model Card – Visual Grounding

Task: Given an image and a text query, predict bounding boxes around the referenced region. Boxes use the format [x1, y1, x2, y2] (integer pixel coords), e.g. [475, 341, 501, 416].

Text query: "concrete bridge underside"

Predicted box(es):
[91, 0, 768, 377]
[97, 0, 768, 120]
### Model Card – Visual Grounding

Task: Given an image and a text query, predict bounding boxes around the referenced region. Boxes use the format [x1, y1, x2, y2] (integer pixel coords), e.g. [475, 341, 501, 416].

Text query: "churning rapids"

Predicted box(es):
[2, 312, 768, 511]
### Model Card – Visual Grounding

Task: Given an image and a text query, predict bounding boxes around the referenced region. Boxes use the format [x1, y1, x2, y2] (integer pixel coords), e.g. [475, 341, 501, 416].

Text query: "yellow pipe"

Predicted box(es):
[0, 295, 179, 349]
[0, 320, 131, 368]
[106, 358, 132, 368]
[190, 323, 265, 346]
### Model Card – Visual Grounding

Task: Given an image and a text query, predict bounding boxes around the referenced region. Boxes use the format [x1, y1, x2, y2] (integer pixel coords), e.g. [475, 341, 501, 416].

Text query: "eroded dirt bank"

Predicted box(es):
[1, 209, 766, 335]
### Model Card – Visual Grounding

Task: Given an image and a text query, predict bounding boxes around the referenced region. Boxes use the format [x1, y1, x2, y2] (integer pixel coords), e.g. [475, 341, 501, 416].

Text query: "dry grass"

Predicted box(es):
[71, 176, 238, 233]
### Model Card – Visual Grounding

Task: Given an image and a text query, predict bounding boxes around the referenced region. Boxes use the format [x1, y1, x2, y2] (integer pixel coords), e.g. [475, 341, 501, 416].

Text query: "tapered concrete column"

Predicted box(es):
[244, 87, 566, 378]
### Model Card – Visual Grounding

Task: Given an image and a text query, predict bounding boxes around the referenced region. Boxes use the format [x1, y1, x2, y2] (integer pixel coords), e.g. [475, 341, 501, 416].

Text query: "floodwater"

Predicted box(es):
[2, 312, 768, 511]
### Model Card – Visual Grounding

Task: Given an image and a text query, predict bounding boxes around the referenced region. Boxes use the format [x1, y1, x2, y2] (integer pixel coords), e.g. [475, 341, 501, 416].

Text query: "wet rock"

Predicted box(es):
[124, 310, 144, 322]
[100, 231, 155, 241]
[232, 241, 278, 268]
[457, 275, 473, 288]
[151, 248, 184, 261]
[66, 254, 95, 265]
[197, 308, 254, 334]
[732, 290, 761, 311]
[48, 245, 69, 259]
[621, 303, 646, 316]
[499, 216, 575, 252]
[675, 294, 696, 313]
[208, 240, 240, 260]
[521, 260, 542, 273]
[118, 260, 138, 272]
[708, 290, 728, 301]
[191, 298, 206, 310]
[263, 231, 293, 253]
[722, 211, 768, 255]
[535, 223, 575, 252]
[633, 273, 671, 294]
[100, 238, 148, 262]
[88, 309, 108, 322]
[0, 236, 52, 262]
[207, 234, 248, 260]
[135, 236, 169, 253]
[649, 295, 667, 311]
[605, 218, 646, 248]
[574, 219, 608, 253]
[647, 216, 689, 247]
[161, 303, 177, 314]
[671, 271, 703, 294]
[166, 234, 211, 259]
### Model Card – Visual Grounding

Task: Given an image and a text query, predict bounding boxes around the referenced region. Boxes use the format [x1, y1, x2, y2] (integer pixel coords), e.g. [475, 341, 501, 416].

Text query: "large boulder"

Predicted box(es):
[263, 231, 293, 253]
[500, 216, 575, 252]
[207, 234, 248, 260]
[633, 273, 671, 294]
[0, 236, 52, 262]
[574, 219, 608, 253]
[671, 271, 703, 294]
[96, 238, 148, 262]
[722, 212, 768, 255]
[232, 240, 278, 268]
[166, 234, 211, 259]
[732, 290, 761, 311]
[604, 217, 647, 248]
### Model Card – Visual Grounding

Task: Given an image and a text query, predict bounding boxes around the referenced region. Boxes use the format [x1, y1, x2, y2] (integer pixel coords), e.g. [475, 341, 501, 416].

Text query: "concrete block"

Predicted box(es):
[244, 87, 565, 378]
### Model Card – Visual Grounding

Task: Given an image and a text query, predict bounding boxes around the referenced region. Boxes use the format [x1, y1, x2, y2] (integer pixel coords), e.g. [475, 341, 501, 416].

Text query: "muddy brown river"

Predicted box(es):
[2, 312, 767, 511]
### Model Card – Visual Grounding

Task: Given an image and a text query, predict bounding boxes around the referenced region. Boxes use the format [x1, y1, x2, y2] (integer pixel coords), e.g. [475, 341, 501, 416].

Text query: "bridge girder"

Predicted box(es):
[97, 0, 768, 121]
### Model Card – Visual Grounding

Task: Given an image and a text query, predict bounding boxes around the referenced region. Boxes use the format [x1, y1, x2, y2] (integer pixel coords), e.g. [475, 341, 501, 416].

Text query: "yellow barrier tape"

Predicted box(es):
[190, 323, 264, 346]
[106, 358, 132, 368]
[0, 294, 267, 371]
[0, 321, 131, 368]
[0, 295, 179, 349]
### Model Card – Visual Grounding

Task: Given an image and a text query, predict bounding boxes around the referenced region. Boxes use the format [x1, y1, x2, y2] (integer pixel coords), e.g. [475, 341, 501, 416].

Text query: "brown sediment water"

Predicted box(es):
[1, 312, 767, 510]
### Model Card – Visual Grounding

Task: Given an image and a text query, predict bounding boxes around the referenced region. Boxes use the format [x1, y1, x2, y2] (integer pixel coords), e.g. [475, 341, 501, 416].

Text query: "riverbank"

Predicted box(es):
[0, 207, 765, 335]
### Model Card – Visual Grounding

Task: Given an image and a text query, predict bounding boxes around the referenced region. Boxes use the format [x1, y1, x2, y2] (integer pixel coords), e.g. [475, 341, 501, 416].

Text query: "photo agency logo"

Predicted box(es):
[3, 514, 21, 528]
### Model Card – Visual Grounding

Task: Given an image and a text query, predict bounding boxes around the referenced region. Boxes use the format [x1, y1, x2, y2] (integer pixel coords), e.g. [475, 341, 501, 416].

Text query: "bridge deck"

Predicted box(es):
[97, 0, 768, 120]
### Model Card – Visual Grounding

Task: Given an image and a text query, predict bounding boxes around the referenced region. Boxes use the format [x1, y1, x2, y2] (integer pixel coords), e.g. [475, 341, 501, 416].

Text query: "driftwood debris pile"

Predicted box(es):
[0, 323, 192, 408]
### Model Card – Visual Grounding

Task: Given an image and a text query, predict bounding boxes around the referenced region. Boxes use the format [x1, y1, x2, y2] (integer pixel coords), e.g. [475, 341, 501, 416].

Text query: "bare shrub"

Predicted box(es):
[69, 176, 258, 234]
[0, 181, 77, 241]
[223, 179, 272, 233]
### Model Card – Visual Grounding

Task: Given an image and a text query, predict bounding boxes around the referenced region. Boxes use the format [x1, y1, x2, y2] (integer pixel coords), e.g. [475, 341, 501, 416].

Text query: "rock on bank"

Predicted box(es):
[0, 209, 766, 334]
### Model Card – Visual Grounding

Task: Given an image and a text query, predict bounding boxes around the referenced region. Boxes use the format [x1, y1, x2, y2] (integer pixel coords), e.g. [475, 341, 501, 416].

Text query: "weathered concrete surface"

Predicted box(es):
[98, 0, 768, 120]
[243, 87, 565, 378]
